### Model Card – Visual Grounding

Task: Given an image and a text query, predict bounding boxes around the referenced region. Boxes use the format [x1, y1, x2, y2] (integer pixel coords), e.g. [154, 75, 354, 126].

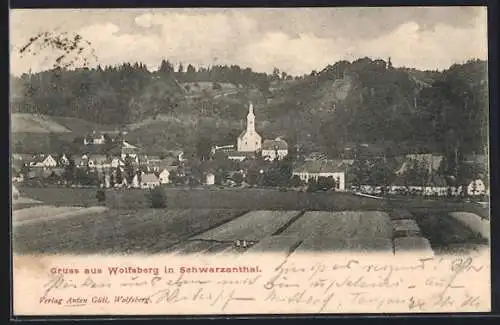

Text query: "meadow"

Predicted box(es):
[12, 186, 489, 255]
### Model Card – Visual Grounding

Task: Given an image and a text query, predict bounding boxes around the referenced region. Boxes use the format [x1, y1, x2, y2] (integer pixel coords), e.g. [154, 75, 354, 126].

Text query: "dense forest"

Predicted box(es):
[11, 57, 488, 158]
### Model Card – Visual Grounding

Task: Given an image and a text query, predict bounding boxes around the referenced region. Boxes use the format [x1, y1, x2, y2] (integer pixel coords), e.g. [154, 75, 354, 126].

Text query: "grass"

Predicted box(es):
[413, 211, 488, 255]
[13, 208, 246, 254]
[18, 187, 99, 207]
[11, 113, 71, 133]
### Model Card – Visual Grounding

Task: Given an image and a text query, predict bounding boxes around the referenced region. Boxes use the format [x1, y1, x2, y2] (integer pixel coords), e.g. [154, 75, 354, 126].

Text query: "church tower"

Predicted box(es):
[237, 102, 262, 152]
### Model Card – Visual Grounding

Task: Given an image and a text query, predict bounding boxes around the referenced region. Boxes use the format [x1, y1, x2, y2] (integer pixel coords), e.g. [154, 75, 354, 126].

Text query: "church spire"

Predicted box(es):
[247, 102, 255, 133]
[248, 101, 254, 116]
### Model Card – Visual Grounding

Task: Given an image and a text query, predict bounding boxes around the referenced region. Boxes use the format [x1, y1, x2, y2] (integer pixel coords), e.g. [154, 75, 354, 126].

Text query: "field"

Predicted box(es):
[18, 186, 489, 218]
[13, 208, 247, 254]
[12, 187, 490, 256]
[18, 186, 388, 210]
[11, 113, 72, 133]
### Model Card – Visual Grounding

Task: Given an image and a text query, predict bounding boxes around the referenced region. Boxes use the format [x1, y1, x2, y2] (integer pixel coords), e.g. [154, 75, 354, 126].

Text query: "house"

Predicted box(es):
[12, 171, 24, 183]
[304, 152, 328, 161]
[211, 144, 235, 155]
[84, 130, 107, 145]
[58, 154, 70, 167]
[121, 141, 139, 160]
[73, 156, 88, 168]
[164, 150, 185, 162]
[141, 173, 160, 189]
[158, 167, 177, 184]
[293, 160, 346, 191]
[111, 158, 125, 168]
[29, 154, 58, 168]
[262, 138, 288, 161]
[227, 151, 253, 162]
[205, 172, 215, 185]
[468, 179, 486, 196]
[396, 153, 444, 175]
[87, 154, 109, 168]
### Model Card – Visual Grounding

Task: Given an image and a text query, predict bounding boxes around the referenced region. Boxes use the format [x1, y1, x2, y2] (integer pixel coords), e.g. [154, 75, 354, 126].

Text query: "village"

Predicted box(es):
[11, 101, 488, 200]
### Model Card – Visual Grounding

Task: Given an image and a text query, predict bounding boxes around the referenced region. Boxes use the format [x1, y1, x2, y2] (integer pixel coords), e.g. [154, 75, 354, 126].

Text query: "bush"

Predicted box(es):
[149, 186, 167, 208]
[96, 189, 106, 203]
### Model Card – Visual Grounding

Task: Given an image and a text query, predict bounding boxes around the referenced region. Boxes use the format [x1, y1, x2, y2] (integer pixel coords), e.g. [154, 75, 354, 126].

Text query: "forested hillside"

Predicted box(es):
[11, 58, 488, 157]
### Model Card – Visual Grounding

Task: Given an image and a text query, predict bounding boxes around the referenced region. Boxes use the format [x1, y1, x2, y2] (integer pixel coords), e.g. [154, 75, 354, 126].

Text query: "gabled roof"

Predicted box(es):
[142, 173, 159, 183]
[122, 141, 138, 149]
[227, 151, 254, 157]
[87, 154, 109, 162]
[262, 139, 288, 150]
[294, 160, 345, 173]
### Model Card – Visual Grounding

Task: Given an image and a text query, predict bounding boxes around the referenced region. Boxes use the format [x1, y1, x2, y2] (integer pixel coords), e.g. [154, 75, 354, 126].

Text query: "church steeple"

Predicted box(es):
[237, 101, 262, 152]
[246, 102, 255, 133]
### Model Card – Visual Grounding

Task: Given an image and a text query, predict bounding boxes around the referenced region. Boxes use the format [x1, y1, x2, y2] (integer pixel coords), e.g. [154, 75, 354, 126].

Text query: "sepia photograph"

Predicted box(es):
[10, 6, 491, 316]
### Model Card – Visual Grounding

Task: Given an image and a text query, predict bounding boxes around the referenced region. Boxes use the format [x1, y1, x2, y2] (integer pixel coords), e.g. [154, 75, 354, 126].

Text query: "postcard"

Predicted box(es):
[10, 7, 490, 316]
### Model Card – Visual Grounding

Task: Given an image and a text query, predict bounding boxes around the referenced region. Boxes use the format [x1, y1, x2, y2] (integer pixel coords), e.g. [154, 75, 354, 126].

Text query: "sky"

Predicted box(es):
[9, 7, 488, 76]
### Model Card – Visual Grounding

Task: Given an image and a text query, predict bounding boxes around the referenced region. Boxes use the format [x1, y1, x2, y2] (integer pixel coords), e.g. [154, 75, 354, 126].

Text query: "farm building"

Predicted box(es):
[29, 154, 58, 168]
[262, 138, 288, 161]
[205, 172, 215, 185]
[141, 173, 160, 189]
[293, 160, 346, 191]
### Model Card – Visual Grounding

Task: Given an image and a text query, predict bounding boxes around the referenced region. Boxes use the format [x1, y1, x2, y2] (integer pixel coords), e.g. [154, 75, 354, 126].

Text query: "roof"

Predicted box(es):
[262, 139, 288, 150]
[87, 154, 109, 162]
[464, 154, 488, 166]
[122, 141, 138, 149]
[122, 147, 138, 154]
[30, 154, 54, 164]
[159, 166, 177, 173]
[142, 173, 159, 183]
[227, 151, 254, 157]
[294, 160, 345, 174]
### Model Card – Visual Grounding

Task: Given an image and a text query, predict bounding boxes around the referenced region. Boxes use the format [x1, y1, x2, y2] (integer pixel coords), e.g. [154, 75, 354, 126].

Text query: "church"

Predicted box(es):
[224, 102, 288, 162]
[237, 102, 262, 152]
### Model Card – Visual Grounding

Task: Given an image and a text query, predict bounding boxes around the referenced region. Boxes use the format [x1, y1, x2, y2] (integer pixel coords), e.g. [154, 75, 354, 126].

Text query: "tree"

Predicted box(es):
[148, 186, 167, 208]
[350, 159, 371, 186]
[63, 155, 76, 184]
[124, 154, 135, 184]
[96, 189, 106, 204]
[369, 159, 395, 192]
[232, 172, 244, 185]
[115, 167, 123, 185]
[317, 176, 336, 191]
[290, 175, 304, 187]
[159, 59, 175, 75]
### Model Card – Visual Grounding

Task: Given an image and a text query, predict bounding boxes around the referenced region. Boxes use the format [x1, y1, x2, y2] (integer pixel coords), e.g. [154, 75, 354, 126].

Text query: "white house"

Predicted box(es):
[227, 151, 251, 161]
[132, 174, 140, 188]
[111, 158, 125, 168]
[211, 144, 235, 155]
[293, 160, 346, 191]
[87, 155, 109, 168]
[468, 179, 486, 196]
[159, 168, 171, 184]
[141, 173, 160, 189]
[121, 141, 140, 161]
[205, 173, 215, 185]
[84, 130, 106, 145]
[262, 138, 288, 161]
[237, 102, 262, 152]
[30, 154, 58, 168]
